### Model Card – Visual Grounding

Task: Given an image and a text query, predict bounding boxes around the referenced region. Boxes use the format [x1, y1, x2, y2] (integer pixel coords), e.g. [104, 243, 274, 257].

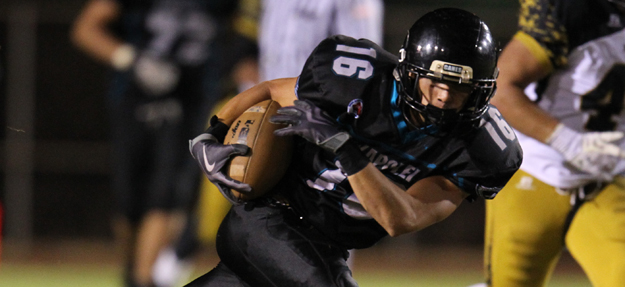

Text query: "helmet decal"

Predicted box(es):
[428, 60, 474, 83]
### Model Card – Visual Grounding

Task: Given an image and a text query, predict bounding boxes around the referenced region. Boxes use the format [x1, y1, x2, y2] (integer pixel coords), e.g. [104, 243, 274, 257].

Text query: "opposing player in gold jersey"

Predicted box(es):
[482, 0, 625, 286]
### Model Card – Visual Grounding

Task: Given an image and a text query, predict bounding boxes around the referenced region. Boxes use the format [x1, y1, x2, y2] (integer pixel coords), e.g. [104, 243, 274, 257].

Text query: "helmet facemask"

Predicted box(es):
[394, 8, 500, 133]
[395, 53, 498, 131]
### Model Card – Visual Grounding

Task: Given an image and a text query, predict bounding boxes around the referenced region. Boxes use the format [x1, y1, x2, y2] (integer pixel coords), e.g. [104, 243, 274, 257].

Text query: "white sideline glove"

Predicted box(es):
[547, 123, 625, 181]
[111, 44, 180, 97]
[133, 52, 180, 97]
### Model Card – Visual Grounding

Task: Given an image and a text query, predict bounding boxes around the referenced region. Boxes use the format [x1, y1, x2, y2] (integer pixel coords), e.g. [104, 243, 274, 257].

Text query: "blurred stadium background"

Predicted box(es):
[0, 0, 591, 286]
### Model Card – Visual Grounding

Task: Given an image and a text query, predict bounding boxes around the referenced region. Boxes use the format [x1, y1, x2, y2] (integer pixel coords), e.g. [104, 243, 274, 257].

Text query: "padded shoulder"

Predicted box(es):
[449, 106, 523, 199]
[296, 35, 397, 118]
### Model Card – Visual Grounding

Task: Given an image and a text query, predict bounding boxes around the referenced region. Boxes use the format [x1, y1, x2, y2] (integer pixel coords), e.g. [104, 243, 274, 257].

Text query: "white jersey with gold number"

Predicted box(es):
[520, 27, 625, 189]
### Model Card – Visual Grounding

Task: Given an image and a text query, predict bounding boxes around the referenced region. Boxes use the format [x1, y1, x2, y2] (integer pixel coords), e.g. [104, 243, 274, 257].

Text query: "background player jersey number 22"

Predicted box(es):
[145, 1, 216, 65]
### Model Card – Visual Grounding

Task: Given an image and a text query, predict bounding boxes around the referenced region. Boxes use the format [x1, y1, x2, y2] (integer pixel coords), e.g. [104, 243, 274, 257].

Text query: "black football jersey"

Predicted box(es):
[272, 35, 523, 249]
[114, 0, 235, 67]
[109, 0, 235, 102]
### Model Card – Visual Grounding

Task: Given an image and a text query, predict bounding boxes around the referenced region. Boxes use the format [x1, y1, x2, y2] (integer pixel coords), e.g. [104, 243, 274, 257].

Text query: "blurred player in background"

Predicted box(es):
[480, 0, 625, 286]
[187, 8, 522, 286]
[258, 0, 383, 81]
[71, 0, 235, 286]
[151, 1, 262, 285]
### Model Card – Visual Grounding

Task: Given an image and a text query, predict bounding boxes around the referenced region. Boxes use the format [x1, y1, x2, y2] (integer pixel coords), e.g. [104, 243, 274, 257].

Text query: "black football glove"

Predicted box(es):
[189, 118, 251, 205]
[270, 100, 369, 175]
[270, 100, 351, 153]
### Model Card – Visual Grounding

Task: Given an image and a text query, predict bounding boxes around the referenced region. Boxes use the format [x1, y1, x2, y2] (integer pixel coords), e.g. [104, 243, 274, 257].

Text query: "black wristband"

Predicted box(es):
[205, 115, 229, 143]
[336, 141, 369, 176]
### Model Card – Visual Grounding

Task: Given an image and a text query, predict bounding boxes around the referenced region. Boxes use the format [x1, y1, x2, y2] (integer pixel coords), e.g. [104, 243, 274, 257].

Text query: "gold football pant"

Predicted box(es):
[485, 170, 625, 287]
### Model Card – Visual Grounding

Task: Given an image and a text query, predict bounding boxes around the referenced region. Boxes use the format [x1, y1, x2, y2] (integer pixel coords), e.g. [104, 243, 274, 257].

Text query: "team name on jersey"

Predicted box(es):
[360, 144, 421, 183]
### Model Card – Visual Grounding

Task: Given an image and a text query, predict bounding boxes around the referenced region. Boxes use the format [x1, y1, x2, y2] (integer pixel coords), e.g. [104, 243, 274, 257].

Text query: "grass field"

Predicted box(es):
[0, 240, 591, 287]
[0, 263, 591, 287]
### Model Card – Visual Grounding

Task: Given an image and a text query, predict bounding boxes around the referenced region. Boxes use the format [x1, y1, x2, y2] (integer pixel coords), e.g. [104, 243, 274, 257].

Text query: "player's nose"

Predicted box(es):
[435, 89, 452, 104]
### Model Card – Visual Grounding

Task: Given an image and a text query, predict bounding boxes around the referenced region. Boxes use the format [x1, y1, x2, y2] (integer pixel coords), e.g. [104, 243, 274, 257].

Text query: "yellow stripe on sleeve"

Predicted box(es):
[514, 31, 554, 73]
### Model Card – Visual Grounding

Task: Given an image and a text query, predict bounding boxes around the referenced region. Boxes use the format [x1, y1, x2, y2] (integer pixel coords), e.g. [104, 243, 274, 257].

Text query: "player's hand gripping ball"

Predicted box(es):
[224, 100, 293, 201]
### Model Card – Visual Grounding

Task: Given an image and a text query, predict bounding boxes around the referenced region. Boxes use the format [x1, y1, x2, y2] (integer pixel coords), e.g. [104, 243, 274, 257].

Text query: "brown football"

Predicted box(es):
[224, 100, 293, 201]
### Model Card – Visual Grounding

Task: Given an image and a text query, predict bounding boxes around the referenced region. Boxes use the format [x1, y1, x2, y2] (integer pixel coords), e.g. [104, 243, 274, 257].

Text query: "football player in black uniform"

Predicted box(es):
[71, 1, 235, 286]
[187, 8, 523, 287]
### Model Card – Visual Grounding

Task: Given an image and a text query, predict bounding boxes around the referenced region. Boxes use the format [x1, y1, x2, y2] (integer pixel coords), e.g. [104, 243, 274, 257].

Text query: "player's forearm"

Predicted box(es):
[492, 84, 559, 143]
[216, 78, 297, 126]
[72, 24, 124, 65]
[491, 37, 560, 143]
[348, 165, 433, 236]
[71, 0, 126, 66]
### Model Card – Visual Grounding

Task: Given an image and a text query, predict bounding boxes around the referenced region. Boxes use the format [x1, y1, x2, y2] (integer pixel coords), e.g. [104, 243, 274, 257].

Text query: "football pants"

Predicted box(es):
[485, 170, 625, 287]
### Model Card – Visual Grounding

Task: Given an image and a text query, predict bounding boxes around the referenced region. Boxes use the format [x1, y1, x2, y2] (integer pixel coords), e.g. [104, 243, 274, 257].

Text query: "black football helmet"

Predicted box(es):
[395, 8, 498, 129]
